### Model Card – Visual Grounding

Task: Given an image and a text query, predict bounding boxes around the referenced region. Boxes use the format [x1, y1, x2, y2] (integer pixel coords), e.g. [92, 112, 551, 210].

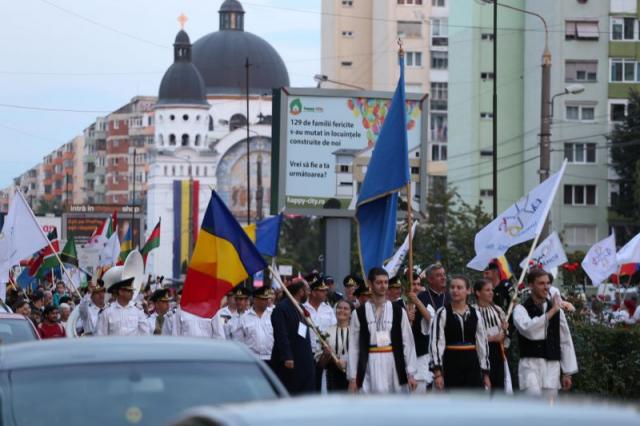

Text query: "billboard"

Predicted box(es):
[62, 204, 144, 247]
[272, 87, 428, 217]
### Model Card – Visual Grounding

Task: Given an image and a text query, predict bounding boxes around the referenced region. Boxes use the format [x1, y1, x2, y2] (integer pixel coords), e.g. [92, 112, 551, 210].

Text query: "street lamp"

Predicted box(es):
[314, 74, 365, 91]
[550, 84, 585, 121]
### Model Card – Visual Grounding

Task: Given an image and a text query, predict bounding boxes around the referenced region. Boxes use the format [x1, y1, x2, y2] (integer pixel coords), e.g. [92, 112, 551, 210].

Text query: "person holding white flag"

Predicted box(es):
[468, 161, 568, 271]
[0, 191, 50, 299]
[384, 221, 418, 277]
[581, 233, 617, 285]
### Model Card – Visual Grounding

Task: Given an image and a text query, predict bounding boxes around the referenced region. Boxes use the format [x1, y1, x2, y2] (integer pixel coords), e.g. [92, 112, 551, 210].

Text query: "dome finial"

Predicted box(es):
[178, 13, 188, 30]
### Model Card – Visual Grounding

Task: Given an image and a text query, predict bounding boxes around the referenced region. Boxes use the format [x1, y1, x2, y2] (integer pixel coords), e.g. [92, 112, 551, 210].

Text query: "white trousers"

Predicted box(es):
[361, 352, 408, 394]
[518, 358, 560, 396]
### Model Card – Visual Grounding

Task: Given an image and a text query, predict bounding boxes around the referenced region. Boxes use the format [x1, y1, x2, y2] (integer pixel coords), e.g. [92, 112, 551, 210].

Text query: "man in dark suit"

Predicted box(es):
[270, 279, 316, 395]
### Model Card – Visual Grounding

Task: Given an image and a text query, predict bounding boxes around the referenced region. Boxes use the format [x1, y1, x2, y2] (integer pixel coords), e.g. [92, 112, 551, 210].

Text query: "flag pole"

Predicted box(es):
[505, 232, 543, 320]
[269, 265, 344, 370]
[16, 191, 82, 299]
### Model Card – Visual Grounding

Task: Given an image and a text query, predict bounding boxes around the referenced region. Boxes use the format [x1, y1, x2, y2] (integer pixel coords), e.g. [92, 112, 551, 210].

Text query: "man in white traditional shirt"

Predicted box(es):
[232, 286, 274, 362]
[513, 268, 578, 397]
[348, 267, 417, 393]
[95, 277, 151, 336]
[303, 273, 337, 391]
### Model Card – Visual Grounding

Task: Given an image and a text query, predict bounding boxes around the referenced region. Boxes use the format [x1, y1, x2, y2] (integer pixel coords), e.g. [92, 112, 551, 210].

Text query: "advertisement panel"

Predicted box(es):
[62, 205, 144, 246]
[272, 87, 427, 217]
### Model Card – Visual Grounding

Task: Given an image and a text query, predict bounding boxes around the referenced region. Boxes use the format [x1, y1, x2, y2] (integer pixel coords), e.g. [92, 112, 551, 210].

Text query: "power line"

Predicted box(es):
[0, 102, 111, 113]
[36, 0, 168, 49]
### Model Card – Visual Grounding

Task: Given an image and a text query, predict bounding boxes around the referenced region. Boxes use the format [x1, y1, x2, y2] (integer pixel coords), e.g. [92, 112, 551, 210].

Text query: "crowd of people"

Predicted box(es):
[3, 259, 584, 398]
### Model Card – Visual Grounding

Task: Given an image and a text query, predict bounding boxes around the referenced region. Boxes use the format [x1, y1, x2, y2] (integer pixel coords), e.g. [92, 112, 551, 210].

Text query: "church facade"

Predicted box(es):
[146, 0, 289, 279]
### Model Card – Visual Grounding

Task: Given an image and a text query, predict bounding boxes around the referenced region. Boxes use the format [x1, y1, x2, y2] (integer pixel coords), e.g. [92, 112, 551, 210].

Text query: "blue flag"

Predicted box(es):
[355, 54, 410, 275]
[256, 214, 283, 257]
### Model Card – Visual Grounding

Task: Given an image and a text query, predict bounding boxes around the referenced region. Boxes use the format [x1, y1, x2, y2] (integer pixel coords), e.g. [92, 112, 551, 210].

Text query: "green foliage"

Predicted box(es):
[610, 89, 640, 224]
[412, 188, 492, 276]
[279, 216, 322, 273]
[569, 315, 640, 399]
[34, 198, 62, 216]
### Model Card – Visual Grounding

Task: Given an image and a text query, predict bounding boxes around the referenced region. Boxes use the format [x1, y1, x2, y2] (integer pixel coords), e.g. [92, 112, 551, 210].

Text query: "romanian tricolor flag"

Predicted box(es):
[491, 256, 514, 281]
[117, 226, 133, 265]
[173, 180, 200, 278]
[180, 190, 267, 318]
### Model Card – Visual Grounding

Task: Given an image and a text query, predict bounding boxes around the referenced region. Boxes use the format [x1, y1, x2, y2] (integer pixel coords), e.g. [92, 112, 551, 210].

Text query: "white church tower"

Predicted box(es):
[146, 25, 214, 280]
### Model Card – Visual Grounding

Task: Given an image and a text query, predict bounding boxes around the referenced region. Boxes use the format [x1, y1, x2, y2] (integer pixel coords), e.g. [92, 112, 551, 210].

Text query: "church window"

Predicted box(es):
[164, 166, 167, 176]
[196, 115, 201, 121]
[204, 167, 208, 176]
[169, 134, 176, 145]
[158, 114, 163, 122]
[188, 165, 192, 176]
[159, 134, 164, 146]
[195, 166, 200, 176]
[209, 115, 214, 131]
[183, 114, 189, 121]
[172, 166, 175, 176]
[180, 165, 184, 175]
[181, 134, 189, 146]
[170, 114, 175, 121]
[195, 135, 201, 146]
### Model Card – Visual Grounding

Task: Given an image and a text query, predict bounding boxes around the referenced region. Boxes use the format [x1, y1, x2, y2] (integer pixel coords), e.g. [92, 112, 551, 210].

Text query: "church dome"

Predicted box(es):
[191, 0, 290, 95]
[157, 30, 209, 107]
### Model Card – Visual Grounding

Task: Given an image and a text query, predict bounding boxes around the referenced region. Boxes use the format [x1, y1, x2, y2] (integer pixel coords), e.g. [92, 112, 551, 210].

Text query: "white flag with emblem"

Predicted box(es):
[468, 160, 567, 271]
[0, 191, 50, 287]
[518, 231, 568, 271]
[616, 232, 640, 265]
[581, 233, 617, 285]
[384, 221, 418, 277]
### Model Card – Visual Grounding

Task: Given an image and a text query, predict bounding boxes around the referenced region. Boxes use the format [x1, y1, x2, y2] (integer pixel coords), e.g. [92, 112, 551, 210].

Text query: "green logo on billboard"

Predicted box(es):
[289, 98, 302, 115]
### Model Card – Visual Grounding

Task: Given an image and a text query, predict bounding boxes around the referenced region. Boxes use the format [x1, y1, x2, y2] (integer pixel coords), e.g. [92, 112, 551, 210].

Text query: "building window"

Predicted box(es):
[481, 33, 494, 41]
[609, 182, 620, 207]
[431, 51, 448, 69]
[406, 51, 422, 67]
[610, 58, 637, 82]
[564, 184, 597, 206]
[480, 112, 494, 120]
[181, 134, 189, 146]
[480, 72, 494, 80]
[183, 114, 189, 121]
[565, 20, 599, 40]
[609, 101, 627, 122]
[565, 104, 595, 121]
[397, 21, 422, 38]
[431, 143, 447, 161]
[158, 134, 164, 146]
[169, 134, 176, 146]
[341, 61, 353, 67]
[341, 0, 353, 6]
[430, 82, 447, 111]
[565, 225, 597, 246]
[564, 143, 596, 164]
[565, 60, 597, 82]
[170, 114, 175, 121]
[611, 17, 636, 40]
[431, 19, 448, 47]
[229, 114, 247, 131]
[341, 30, 354, 37]
[398, 0, 423, 4]
[432, 0, 445, 6]
[480, 189, 494, 197]
[195, 135, 201, 146]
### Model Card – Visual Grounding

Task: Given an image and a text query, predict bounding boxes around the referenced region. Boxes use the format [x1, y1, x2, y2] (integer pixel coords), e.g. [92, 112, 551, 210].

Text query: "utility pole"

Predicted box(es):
[132, 148, 137, 247]
[492, 1, 498, 219]
[539, 34, 552, 240]
[256, 154, 264, 221]
[245, 57, 251, 225]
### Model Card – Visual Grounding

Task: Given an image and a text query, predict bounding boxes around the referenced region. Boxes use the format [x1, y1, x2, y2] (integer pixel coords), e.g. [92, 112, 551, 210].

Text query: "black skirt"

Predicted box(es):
[443, 348, 483, 389]
[488, 342, 505, 390]
[326, 362, 348, 391]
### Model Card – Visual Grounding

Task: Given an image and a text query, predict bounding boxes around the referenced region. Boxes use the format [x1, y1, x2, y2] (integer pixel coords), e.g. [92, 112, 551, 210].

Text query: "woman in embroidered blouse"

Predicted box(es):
[430, 275, 491, 391]
[321, 299, 352, 391]
[473, 278, 512, 393]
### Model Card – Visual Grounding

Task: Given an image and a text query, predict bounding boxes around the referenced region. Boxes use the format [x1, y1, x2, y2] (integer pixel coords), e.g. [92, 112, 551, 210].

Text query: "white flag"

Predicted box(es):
[616, 232, 640, 265]
[518, 231, 568, 271]
[581, 233, 617, 285]
[98, 232, 120, 267]
[468, 160, 567, 271]
[384, 221, 418, 277]
[0, 191, 50, 280]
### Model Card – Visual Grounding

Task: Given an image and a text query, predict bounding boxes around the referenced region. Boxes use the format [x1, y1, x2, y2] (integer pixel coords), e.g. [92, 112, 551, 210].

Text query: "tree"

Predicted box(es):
[34, 198, 62, 216]
[610, 89, 640, 233]
[278, 215, 322, 273]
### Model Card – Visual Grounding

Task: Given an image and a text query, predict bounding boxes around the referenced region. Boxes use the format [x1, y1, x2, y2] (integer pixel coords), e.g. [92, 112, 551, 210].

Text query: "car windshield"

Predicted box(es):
[0, 320, 37, 344]
[9, 361, 279, 426]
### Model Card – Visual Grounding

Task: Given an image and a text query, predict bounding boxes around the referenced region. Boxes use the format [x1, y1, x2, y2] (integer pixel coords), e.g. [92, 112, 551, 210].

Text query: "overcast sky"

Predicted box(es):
[0, 0, 320, 188]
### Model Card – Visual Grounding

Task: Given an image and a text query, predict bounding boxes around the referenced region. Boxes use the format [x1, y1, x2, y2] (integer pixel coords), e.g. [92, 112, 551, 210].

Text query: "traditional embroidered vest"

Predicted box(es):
[518, 297, 561, 361]
[443, 304, 478, 345]
[356, 302, 407, 388]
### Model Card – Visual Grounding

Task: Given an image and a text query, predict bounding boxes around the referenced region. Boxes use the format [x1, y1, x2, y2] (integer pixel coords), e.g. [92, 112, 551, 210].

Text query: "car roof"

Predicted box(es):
[0, 337, 256, 370]
[175, 395, 640, 426]
[0, 314, 25, 320]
